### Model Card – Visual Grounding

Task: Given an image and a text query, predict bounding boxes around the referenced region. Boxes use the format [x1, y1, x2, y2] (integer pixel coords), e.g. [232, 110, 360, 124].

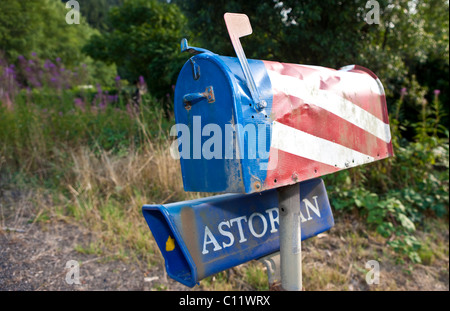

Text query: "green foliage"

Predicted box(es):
[174, 0, 369, 66]
[358, 0, 449, 128]
[0, 88, 171, 178]
[175, 0, 449, 128]
[61, 0, 123, 31]
[83, 0, 188, 99]
[326, 91, 449, 263]
[0, 0, 94, 66]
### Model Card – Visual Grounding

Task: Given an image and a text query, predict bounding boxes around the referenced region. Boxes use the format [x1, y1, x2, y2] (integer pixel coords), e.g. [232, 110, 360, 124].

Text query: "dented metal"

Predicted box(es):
[174, 38, 393, 194]
[142, 178, 334, 287]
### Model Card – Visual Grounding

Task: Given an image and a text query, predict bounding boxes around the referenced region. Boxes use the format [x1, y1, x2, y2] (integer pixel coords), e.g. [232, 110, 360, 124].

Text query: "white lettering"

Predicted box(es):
[265, 207, 279, 233]
[236, 123, 257, 160]
[300, 210, 307, 222]
[202, 123, 222, 159]
[201, 199, 323, 254]
[218, 221, 234, 248]
[65, 260, 80, 285]
[303, 196, 320, 220]
[202, 226, 222, 254]
[168, 117, 273, 170]
[224, 123, 235, 160]
[193, 116, 202, 159]
[365, 0, 380, 25]
[230, 216, 248, 243]
[65, 0, 80, 25]
[248, 213, 268, 238]
[179, 296, 214, 308]
[170, 123, 190, 160]
[365, 260, 380, 285]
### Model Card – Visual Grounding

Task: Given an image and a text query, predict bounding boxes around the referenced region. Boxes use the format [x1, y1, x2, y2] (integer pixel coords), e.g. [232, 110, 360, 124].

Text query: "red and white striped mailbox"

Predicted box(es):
[173, 13, 393, 194]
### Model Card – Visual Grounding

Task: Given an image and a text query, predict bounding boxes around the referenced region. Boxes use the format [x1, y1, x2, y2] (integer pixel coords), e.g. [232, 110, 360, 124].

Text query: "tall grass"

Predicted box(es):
[1, 53, 448, 284]
[0, 87, 205, 265]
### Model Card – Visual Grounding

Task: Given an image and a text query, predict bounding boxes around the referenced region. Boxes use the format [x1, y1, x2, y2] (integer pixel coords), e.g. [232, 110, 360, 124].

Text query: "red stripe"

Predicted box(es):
[263, 149, 340, 190]
[270, 92, 393, 159]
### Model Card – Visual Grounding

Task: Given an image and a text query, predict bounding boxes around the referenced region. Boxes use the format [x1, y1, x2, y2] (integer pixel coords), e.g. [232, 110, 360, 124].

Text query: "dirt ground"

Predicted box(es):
[1, 190, 448, 291]
[0, 220, 192, 291]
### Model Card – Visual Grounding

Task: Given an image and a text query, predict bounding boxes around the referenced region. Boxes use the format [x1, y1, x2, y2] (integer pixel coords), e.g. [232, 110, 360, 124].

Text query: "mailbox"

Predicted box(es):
[142, 178, 333, 287]
[173, 13, 393, 194]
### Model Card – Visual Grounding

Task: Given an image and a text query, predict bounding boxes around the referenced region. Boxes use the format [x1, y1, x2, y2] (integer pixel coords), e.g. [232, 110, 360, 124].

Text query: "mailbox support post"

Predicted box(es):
[278, 184, 302, 291]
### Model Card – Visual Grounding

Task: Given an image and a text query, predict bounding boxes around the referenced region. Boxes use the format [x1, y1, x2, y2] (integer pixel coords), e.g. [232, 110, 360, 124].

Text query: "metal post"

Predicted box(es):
[278, 184, 302, 291]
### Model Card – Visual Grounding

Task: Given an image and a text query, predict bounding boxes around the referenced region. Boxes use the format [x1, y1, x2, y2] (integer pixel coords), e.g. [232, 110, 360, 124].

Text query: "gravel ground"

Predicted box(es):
[0, 220, 190, 291]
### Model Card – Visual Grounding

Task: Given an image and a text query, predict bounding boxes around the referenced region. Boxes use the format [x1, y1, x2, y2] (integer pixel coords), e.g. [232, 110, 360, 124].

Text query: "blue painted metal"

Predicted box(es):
[142, 178, 333, 287]
[180, 38, 213, 55]
[174, 50, 273, 193]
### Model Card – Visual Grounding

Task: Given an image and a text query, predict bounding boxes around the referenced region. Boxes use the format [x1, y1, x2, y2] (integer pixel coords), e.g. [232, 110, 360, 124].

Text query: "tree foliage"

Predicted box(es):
[61, 0, 123, 31]
[0, 0, 95, 66]
[174, 0, 449, 127]
[83, 0, 188, 98]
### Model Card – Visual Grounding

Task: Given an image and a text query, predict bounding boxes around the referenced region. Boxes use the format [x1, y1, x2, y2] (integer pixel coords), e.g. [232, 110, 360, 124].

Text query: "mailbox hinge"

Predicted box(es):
[181, 38, 213, 55]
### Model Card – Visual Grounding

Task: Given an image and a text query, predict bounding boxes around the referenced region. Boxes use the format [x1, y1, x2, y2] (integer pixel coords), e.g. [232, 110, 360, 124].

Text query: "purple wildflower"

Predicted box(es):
[434, 89, 441, 96]
[400, 87, 407, 96]
[74, 98, 86, 111]
[115, 75, 121, 81]
[139, 75, 145, 85]
[5, 67, 15, 75]
[31, 52, 37, 57]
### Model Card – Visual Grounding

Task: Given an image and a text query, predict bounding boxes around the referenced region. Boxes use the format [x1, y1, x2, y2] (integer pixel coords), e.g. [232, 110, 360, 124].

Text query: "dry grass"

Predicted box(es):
[1, 97, 448, 291]
[55, 136, 206, 265]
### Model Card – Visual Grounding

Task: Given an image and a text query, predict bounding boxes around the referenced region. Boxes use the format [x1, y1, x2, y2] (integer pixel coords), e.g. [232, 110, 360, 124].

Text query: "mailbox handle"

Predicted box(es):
[183, 86, 215, 110]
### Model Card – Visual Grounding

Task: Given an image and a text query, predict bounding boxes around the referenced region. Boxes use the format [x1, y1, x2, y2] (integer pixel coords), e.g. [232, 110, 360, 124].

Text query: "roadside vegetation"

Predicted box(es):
[1, 0, 448, 290]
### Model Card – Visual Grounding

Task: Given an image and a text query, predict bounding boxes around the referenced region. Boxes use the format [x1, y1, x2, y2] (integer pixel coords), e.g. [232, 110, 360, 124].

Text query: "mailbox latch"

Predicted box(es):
[183, 86, 215, 110]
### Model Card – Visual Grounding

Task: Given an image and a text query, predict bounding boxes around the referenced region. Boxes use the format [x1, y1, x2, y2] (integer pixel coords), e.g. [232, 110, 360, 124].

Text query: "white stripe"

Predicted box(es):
[302, 65, 383, 96]
[271, 121, 375, 169]
[267, 70, 391, 143]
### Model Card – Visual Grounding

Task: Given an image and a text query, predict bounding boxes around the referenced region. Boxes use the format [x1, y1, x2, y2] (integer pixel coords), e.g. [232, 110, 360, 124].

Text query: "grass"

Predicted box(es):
[1, 89, 448, 291]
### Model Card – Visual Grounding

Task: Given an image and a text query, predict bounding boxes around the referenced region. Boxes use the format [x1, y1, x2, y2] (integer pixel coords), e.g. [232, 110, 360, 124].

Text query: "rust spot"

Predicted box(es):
[253, 181, 262, 192]
[180, 207, 205, 279]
